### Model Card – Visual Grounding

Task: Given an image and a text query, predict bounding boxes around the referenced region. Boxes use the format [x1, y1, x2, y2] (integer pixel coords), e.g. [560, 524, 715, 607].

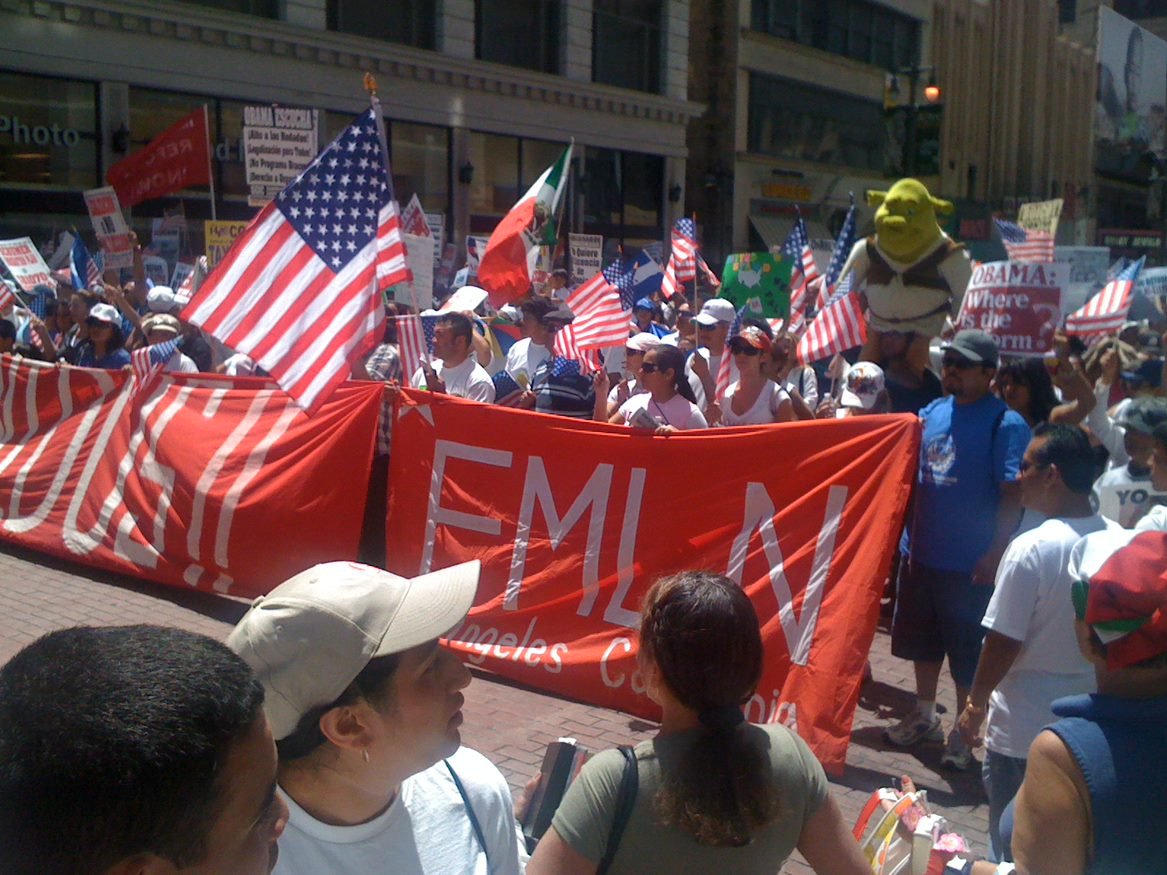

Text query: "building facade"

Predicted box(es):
[689, 0, 1094, 266]
[0, 0, 701, 265]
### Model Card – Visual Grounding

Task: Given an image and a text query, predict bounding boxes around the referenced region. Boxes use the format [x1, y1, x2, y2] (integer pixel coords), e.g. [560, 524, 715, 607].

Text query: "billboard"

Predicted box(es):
[1096, 7, 1167, 180]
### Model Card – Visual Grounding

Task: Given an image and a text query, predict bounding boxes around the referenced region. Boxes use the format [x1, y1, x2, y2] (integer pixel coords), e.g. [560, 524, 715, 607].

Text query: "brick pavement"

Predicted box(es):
[0, 542, 990, 871]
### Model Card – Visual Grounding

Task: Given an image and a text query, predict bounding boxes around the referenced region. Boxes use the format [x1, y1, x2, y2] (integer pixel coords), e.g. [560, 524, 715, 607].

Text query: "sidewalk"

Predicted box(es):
[0, 542, 989, 870]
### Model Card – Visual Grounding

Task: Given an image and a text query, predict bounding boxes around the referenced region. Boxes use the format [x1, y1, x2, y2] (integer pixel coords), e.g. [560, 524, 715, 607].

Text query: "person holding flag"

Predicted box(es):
[720, 327, 794, 426]
[599, 344, 707, 433]
[684, 298, 738, 421]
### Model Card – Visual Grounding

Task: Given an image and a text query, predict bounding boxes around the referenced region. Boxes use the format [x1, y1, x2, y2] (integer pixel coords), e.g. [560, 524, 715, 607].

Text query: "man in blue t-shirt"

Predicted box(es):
[885, 329, 1030, 771]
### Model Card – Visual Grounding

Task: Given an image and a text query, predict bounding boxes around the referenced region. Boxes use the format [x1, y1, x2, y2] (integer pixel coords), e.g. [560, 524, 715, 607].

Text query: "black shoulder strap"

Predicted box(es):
[597, 746, 639, 875]
[445, 758, 490, 867]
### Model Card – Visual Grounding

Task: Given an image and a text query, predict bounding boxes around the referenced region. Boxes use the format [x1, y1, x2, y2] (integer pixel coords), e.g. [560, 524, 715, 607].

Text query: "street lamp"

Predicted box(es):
[886, 66, 942, 176]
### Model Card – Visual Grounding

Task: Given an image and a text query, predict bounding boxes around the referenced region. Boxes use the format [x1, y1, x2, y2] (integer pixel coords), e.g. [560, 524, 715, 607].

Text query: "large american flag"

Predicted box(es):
[397, 314, 438, 375]
[995, 218, 1055, 263]
[782, 218, 822, 333]
[184, 107, 411, 412]
[660, 218, 698, 299]
[569, 262, 634, 350]
[130, 337, 183, 395]
[1066, 256, 1145, 337]
[797, 291, 867, 364]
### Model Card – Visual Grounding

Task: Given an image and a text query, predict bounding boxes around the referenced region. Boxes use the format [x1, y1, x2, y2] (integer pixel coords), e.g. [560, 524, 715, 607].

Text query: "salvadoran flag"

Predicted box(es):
[478, 143, 573, 307]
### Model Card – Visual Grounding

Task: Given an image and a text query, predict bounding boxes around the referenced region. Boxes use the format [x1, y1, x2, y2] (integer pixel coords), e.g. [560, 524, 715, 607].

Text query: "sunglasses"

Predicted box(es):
[941, 355, 977, 370]
[639, 363, 661, 374]
[729, 344, 760, 356]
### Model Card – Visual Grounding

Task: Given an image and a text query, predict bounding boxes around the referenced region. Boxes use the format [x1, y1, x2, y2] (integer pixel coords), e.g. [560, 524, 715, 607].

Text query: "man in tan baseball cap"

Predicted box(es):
[228, 559, 528, 875]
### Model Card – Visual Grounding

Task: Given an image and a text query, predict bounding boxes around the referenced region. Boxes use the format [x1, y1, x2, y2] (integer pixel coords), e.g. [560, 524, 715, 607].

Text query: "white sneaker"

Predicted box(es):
[884, 711, 944, 747]
[940, 731, 974, 771]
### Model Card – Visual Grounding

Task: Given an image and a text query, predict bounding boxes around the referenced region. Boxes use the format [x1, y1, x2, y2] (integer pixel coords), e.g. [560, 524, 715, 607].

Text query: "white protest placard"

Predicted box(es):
[242, 105, 318, 207]
[440, 285, 489, 313]
[171, 261, 196, 291]
[1018, 199, 1063, 239]
[392, 233, 434, 311]
[466, 236, 489, 276]
[425, 212, 445, 257]
[143, 255, 170, 287]
[0, 238, 53, 291]
[1054, 246, 1111, 312]
[569, 233, 603, 284]
[83, 186, 135, 268]
[957, 261, 1066, 356]
[46, 231, 75, 270]
[400, 194, 430, 237]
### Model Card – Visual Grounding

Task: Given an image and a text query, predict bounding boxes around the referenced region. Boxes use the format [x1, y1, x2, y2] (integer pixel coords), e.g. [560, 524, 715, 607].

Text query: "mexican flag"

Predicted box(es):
[478, 143, 572, 306]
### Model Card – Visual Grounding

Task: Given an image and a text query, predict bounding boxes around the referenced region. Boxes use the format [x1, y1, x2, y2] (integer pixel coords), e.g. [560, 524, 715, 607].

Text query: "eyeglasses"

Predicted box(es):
[729, 345, 760, 357]
[639, 363, 660, 374]
[941, 355, 977, 370]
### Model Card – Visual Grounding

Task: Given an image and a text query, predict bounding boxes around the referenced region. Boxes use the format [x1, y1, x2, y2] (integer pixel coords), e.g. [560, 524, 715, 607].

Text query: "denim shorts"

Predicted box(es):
[890, 558, 992, 688]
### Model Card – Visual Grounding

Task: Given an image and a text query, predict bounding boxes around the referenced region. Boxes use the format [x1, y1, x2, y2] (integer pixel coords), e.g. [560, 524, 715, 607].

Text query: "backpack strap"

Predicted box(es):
[597, 746, 639, 875]
[445, 758, 490, 868]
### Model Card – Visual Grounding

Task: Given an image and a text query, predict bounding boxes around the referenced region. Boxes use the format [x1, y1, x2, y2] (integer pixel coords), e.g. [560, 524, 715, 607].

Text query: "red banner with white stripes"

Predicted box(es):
[385, 390, 919, 772]
[0, 357, 380, 597]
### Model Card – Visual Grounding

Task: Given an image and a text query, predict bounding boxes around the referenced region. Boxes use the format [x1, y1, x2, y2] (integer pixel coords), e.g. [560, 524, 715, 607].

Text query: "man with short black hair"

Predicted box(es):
[410, 311, 495, 403]
[0, 625, 286, 875]
[506, 298, 560, 387]
[956, 424, 1114, 862]
[886, 329, 1031, 771]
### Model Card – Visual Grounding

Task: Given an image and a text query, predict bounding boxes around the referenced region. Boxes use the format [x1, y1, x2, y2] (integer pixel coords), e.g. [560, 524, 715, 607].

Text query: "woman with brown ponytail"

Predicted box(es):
[527, 571, 869, 875]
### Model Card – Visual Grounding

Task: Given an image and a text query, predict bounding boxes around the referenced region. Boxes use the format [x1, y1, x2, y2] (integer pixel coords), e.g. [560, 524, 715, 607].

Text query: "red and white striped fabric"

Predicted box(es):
[183, 108, 410, 412]
[660, 219, 699, 299]
[797, 292, 867, 364]
[568, 266, 630, 350]
[396, 314, 436, 376]
[0, 284, 15, 314]
[553, 323, 602, 373]
[788, 250, 821, 335]
[715, 351, 732, 400]
[1065, 257, 1144, 337]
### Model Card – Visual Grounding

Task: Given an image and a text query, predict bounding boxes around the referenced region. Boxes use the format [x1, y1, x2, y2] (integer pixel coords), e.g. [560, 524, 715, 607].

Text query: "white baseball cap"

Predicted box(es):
[840, 362, 886, 410]
[146, 285, 178, 313]
[693, 298, 736, 326]
[227, 559, 480, 740]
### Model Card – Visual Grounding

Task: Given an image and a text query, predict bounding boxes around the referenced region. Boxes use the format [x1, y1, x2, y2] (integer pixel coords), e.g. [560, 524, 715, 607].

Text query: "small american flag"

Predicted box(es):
[397, 314, 439, 374]
[569, 262, 635, 350]
[822, 195, 857, 307]
[782, 217, 822, 333]
[995, 218, 1055, 263]
[551, 356, 582, 378]
[715, 305, 747, 400]
[552, 322, 602, 373]
[131, 337, 183, 395]
[660, 218, 699, 299]
[797, 291, 867, 364]
[492, 369, 524, 407]
[0, 282, 15, 314]
[184, 106, 411, 412]
[70, 237, 102, 290]
[1066, 256, 1145, 337]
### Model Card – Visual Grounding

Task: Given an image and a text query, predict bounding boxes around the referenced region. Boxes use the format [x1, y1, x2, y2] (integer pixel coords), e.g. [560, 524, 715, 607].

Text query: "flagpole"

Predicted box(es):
[204, 104, 217, 222]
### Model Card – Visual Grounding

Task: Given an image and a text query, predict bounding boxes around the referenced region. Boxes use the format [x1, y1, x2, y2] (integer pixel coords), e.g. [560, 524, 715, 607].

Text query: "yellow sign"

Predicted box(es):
[1017, 199, 1063, 238]
[760, 182, 813, 202]
[204, 220, 250, 267]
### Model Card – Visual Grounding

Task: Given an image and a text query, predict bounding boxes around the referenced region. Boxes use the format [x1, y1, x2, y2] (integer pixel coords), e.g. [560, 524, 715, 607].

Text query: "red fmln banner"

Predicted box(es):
[386, 390, 919, 772]
[106, 107, 212, 208]
[0, 357, 380, 597]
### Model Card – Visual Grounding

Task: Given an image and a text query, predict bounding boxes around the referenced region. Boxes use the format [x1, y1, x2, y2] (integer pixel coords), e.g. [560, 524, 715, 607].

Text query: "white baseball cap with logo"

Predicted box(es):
[693, 298, 737, 326]
[227, 559, 481, 740]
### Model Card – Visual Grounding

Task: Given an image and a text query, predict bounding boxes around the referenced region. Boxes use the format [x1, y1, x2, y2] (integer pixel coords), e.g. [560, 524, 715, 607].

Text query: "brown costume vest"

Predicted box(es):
[864, 236, 966, 324]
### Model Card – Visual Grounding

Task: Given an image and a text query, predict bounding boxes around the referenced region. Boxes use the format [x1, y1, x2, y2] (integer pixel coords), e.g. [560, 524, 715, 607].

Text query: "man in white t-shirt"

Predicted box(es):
[957, 424, 1115, 863]
[1136, 420, 1167, 531]
[504, 298, 559, 388]
[685, 298, 738, 417]
[228, 560, 528, 875]
[1092, 397, 1167, 527]
[410, 311, 495, 403]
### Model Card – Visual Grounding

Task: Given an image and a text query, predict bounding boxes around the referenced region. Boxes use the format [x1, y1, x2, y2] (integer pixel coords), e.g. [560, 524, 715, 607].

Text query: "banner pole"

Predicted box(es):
[204, 105, 218, 222]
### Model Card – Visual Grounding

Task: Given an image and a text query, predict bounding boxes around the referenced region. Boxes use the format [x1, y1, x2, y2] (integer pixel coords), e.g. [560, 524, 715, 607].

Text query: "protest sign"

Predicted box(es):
[45, 231, 75, 270]
[957, 261, 1065, 356]
[568, 233, 603, 285]
[1055, 246, 1111, 312]
[390, 233, 433, 311]
[719, 252, 793, 318]
[386, 391, 918, 772]
[0, 238, 53, 291]
[171, 261, 195, 291]
[204, 220, 250, 268]
[441, 285, 489, 313]
[242, 104, 318, 207]
[106, 108, 212, 208]
[0, 361, 381, 598]
[142, 255, 169, 288]
[84, 187, 135, 268]
[466, 235, 489, 276]
[1017, 198, 1063, 238]
[426, 212, 445, 256]
[401, 194, 431, 238]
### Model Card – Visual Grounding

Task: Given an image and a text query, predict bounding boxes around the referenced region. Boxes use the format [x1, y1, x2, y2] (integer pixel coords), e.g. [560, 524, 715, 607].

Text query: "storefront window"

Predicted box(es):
[0, 72, 98, 190]
[469, 132, 519, 230]
[128, 87, 220, 203]
[522, 139, 566, 187]
[390, 122, 449, 215]
[581, 146, 663, 244]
